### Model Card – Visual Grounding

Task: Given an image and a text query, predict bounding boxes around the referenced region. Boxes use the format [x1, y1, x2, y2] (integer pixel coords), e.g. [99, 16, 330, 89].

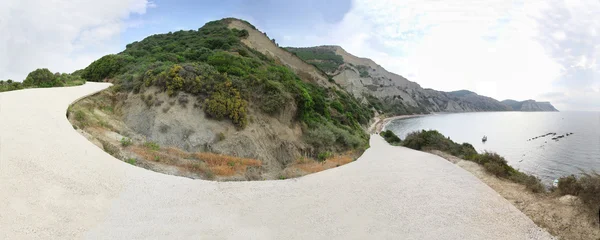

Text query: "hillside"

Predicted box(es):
[501, 99, 558, 111]
[71, 18, 372, 180]
[286, 46, 517, 114]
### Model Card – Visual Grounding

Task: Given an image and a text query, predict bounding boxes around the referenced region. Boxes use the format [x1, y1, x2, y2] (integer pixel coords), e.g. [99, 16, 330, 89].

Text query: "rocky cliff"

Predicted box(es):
[501, 99, 558, 112]
[286, 46, 537, 114]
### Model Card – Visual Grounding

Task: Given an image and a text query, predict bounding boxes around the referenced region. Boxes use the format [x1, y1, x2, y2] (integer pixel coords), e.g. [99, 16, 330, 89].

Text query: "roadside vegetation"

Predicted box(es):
[381, 130, 545, 193]
[1, 68, 85, 93]
[380, 129, 600, 236]
[556, 173, 600, 213]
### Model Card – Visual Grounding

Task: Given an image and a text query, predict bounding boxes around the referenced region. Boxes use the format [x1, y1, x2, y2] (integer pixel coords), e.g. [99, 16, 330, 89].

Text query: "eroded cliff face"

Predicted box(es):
[287, 45, 510, 114]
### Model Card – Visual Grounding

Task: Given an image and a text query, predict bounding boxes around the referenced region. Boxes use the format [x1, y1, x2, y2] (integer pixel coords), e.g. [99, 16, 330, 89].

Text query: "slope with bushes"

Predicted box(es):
[73, 18, 371, 180]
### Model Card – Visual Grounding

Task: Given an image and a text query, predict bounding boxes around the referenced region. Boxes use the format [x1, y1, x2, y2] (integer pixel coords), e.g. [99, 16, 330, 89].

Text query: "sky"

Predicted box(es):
[0, 0, 598, 111]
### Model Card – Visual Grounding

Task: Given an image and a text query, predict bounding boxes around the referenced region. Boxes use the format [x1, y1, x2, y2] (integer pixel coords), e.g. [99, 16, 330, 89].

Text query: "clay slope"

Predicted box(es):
[226, 19, 334, 88]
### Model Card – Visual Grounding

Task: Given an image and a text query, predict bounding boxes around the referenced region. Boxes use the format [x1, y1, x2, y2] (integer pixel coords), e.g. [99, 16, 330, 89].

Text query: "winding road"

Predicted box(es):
[0, 83, 554, 239]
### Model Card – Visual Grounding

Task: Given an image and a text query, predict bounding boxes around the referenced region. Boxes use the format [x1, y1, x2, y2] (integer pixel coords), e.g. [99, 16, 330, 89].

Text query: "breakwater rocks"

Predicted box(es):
[527, 132, 574, 142]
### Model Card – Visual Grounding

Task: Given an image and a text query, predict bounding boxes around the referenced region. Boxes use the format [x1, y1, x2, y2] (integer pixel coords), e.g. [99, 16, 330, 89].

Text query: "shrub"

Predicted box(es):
[203, 80, 248, 128]
[555, 172, 600, 210]
[126, 158, 137, 165]
[216, 132, 226, 142]
[74, 110, 86, 122]
[557, 175, 582, 195]
[484, 161, 507, 177]
[402, 130, 545, 193]
[82, 54, 125, 82]
[304, 125, 336, 148]
[144, 141, 160, 151]
[120, 137, 133, 147]
[380, 130, 401, 145]
[23, 68, 63, 88]
[165, 65, 184, 96]
[402, 130, 476, 158]
[577, 172, 600, 209]
[317, 151, 333, 161]
[523, 175, 545, 193]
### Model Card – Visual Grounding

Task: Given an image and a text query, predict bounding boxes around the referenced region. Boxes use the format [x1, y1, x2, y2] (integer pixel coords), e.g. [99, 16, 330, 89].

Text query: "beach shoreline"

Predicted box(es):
[369, 114, 429, 134]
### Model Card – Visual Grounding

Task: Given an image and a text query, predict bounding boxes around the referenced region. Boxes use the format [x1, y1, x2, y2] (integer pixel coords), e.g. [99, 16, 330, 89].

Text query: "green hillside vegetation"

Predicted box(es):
[355, 65, 370, 78]
[0, 80, 23, 92]
[81, 19, 372, 154]
[1, 68, 85, 93]
[286, 47, 344, 73]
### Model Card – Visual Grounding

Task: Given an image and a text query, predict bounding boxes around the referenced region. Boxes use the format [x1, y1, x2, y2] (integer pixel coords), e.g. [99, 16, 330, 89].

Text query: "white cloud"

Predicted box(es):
[552, 31, 567, 41]
[0, 0, 154, 81]
[294, 0, 565, 102]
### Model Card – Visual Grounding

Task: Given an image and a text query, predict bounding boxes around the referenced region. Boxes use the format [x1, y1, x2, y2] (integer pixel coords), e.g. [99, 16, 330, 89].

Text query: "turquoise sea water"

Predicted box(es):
[385, 111, 600, 184]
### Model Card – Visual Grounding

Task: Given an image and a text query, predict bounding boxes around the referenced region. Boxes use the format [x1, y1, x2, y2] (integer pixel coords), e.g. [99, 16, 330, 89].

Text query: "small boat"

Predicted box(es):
[482, 136, 487, 142]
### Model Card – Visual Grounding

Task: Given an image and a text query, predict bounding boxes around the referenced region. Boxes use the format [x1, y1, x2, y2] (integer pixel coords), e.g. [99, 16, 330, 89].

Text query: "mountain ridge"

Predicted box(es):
[286, 45, 557, 113]
[501, 99, 558, 112]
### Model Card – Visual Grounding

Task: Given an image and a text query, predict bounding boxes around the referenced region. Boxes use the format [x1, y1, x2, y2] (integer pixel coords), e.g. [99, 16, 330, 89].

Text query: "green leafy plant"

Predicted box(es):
[144, 141, 160, 151]
[126, 158, 137, 165]
[120, 137, 133, 147]
[380, 130, 401, 145]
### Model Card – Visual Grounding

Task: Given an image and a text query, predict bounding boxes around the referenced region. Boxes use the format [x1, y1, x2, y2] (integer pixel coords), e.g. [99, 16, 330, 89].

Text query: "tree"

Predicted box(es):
[82, 54, 124, 82]
[23, 68, 62, 87]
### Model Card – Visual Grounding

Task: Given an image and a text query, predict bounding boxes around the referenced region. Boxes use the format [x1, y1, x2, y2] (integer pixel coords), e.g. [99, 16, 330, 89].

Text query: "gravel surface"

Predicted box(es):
[0, 83, 554, 239]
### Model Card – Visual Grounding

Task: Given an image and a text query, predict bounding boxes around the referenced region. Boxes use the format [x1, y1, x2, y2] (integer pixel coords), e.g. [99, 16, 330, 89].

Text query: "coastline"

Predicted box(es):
[369, 114, 429, 134]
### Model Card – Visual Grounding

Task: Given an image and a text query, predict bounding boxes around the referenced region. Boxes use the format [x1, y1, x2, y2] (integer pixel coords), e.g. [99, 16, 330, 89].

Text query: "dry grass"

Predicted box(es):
[192, 152, 261, 176]
[130, 146, 261, 177]
[292, 152, 355, 174]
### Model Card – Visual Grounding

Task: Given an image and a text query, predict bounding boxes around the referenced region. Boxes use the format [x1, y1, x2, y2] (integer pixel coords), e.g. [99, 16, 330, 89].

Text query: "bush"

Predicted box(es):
[557, 175, 582, 195]
[317, 151, 333, 162]
[144, 141, 160, 151]
[23, 68, 63, 88]
[523, 175, 545, 193]
[203, 80, 248, 128]
[576, 172, 600, 209]
[402, 130, 476, 158]
[82, 54, 126, 82]
[484, 161, 507, 177]
[402, 130, 545, 193]
[126, 158, 137, 165]
[74, 110, 86, 122]
[216, 132, 226, 142]
[380, 130, 401, 145]
[304, 125, 336, 148]
[120, 137, 133, 147]
[555, 172, 600, 210]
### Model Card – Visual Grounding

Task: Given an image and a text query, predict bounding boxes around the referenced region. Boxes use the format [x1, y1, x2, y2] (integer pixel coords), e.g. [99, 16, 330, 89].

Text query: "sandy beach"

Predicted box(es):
[369, 114, 429, 134]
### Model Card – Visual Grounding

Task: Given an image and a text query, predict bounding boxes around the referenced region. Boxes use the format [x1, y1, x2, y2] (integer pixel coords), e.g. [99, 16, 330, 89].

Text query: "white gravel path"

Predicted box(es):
[0, 83, 555, 239]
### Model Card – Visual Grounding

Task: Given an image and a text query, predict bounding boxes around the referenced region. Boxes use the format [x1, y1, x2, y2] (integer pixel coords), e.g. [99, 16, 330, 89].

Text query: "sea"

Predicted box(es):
[384, 111, 600, 185]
